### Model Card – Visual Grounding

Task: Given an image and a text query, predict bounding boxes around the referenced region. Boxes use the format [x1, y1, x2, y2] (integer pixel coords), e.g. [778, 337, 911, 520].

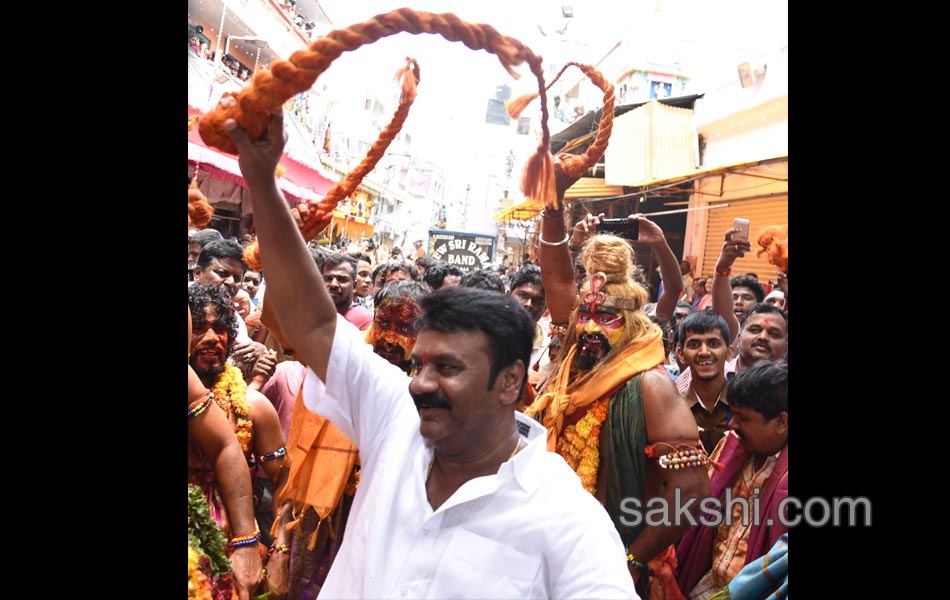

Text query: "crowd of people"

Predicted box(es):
[189, 31, 252, 80]
[186, 108, 789, 600]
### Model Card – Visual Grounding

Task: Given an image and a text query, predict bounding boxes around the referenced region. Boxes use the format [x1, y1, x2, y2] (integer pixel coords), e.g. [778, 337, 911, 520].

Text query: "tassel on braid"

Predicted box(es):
[508, 62, 616, 209]
[187, 171, 214, 229]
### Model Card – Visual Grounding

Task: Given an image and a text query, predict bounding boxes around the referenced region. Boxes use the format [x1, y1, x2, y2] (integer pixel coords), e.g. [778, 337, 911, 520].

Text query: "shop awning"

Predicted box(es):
[187, 105, 337, 204]
[628, 155, 788, 193]
[492, 197, 544, 222]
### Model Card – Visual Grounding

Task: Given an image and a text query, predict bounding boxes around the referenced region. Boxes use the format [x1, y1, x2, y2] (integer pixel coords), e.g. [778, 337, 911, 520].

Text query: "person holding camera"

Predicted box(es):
[524, 156, 709, 599]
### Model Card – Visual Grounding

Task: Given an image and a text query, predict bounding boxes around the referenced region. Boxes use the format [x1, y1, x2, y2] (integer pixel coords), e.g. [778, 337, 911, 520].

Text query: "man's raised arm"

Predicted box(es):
[225, 109, 336, 380]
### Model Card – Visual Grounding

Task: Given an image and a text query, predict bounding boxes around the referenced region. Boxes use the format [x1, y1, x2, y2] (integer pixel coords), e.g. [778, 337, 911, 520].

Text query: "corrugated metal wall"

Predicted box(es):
[696, 162, 788, 281]
[605, 101, 697, 186]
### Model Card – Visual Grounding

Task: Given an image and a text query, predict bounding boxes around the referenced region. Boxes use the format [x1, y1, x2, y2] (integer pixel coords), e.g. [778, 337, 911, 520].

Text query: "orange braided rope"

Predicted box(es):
[199, 8, 548, 269]
[188, 172, 214, 229]
[296, 57, 419, 241]
[241, 57, 420, 272]
[505, 62, 614, 208]
[198, 8, 540, 153]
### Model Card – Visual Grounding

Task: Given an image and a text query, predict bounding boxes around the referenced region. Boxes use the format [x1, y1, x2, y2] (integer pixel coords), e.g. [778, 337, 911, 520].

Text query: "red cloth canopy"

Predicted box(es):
[187, 105, 336, 203]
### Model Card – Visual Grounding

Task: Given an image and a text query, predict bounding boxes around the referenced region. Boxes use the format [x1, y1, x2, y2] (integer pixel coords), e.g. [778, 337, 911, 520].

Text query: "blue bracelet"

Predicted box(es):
[259, 446, 287, 463]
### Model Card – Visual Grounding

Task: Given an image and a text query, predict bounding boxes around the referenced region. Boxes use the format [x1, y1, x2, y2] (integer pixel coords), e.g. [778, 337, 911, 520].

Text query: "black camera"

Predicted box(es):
[596, 218, 639, 240]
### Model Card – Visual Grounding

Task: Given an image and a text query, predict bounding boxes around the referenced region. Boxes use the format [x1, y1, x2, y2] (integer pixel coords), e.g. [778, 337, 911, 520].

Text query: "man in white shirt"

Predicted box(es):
[225, 110, 639, 600]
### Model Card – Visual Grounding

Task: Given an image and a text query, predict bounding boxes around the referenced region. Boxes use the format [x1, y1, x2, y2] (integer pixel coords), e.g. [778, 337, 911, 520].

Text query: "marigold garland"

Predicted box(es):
[188, 483, 235, 600]
[212, 364, 252, 454]
[556, 396, 610, 495]
[188, 545, 214, 600]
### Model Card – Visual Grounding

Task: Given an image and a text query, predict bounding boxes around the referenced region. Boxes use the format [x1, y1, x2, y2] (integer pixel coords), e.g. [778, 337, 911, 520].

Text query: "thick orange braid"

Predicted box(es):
[198, 8, 539, 154]
[506, 62, 614, 208]
[202, 9, 548, 270]
[297, 58, 419, 240]
[242, 57, 420, 272]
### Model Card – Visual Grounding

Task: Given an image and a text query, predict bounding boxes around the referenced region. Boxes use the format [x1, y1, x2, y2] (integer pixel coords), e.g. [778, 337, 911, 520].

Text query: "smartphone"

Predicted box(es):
[597, 218, 639, 240]
[733, 218, 750, 242]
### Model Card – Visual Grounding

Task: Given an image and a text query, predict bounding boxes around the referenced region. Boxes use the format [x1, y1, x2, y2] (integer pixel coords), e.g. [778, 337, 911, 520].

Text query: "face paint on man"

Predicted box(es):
[575, 306, 625, 371]
[365, 299, 421, 372]
[190, 306, 229, 379]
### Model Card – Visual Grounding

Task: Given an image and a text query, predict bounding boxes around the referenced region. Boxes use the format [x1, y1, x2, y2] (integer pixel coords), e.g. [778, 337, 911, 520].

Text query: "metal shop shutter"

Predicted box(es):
[701, 196, 788, 283]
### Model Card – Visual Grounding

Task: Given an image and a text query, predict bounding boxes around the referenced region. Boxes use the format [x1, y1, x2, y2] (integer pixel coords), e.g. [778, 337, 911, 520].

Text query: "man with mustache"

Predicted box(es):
[193, 239, 268, 376]
[733, 304, 787, 371]
[526, 162, 709, 599]
[322, 253, 372, 333]
[188, 283, 291, 598]
[675, 361, 788, 599]
[225, 112, 639, 599]
[263, 278, 430, 600]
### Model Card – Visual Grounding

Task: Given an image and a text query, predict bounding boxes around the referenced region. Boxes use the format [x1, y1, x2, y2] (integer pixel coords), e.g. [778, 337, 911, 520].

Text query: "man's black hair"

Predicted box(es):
[423, 262, 464, 289]
[375, 279, 432, 307]
[196, 239, 246, 272]
[730, 274, 766, 303]
[459, 268, 506, 294]
[190, 228, 224, 246]
[727, 360, 788, 420]
[322, 252, 357, 278]
[507, 263, 543, 294]
[676, 311, 730, 349]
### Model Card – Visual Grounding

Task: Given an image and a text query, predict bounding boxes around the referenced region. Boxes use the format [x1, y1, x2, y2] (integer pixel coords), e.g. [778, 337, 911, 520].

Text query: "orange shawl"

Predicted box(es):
[275, 373, 358, 544]
[524, 328, 665, 450]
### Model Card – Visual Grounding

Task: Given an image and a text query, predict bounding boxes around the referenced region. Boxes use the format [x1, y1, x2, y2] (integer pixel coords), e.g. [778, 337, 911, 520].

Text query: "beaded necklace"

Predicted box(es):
[556, 396, 610, 495]
[211, 364, 253, 454]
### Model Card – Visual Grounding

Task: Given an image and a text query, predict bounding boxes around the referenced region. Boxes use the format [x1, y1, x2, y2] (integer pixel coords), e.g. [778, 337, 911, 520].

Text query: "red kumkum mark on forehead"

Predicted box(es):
[761, 318, 773, 328]
[421, 351, 429, 367]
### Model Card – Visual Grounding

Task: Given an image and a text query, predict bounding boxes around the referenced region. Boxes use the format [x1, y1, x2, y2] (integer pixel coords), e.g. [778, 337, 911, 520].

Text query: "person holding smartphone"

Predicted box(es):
[528, 154, 709, 599]
[709, 222, 755, 342]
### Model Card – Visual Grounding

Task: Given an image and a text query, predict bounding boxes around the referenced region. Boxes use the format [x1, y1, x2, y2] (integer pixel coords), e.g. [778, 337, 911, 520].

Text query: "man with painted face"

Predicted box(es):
[267, 278, 430, 600]
[225, 111, 639, 600]
[188, 284, 291, 598]
[364, 279, 430, 370]
[526, 159, 709, 599]
[676, 361, 789, 599]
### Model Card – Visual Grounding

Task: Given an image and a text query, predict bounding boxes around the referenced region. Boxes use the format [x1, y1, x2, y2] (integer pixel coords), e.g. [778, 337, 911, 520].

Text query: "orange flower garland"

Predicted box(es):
[555, 396, 610, 495]
[188, 545, 214, 600]
[212, 364, 253, 454]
